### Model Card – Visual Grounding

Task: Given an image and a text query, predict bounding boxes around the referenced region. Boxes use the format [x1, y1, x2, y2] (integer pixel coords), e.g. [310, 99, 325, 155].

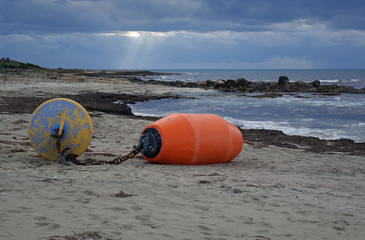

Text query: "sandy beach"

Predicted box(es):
[1, 70, 364, 240]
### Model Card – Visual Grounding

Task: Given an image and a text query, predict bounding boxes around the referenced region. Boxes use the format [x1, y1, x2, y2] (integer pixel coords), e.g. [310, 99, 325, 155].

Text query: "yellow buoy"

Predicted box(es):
[28, 98, 93, 162]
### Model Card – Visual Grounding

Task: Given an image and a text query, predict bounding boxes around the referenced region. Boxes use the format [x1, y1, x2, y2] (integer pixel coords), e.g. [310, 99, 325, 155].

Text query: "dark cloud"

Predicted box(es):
[1, 0, 365, 35]
[1, 0, 364, 69]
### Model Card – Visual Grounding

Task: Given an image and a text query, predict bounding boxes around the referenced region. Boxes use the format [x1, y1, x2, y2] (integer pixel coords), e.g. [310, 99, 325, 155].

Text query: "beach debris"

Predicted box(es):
[194, 172, 220, 176]
[332, 225, 346, 231]
[41, 176, 59, 182]
[273, 183, 285, 188]
[291, 187, 302, 192]
[248, 236, 271, 240]
[198, 180, 211, 184]
[45, 231, 113, 240]
[113, 190, 137, 198]
[246, 184, 264, 188]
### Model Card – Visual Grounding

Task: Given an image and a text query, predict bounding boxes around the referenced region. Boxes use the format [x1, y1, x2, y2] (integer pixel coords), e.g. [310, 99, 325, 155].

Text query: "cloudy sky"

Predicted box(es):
[1, 0, 365, 69]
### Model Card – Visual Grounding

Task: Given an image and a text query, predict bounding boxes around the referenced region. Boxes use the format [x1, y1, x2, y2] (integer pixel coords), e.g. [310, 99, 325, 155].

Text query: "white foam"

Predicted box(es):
[319, 79, 340, 83]
[292, 95, 365, 108]
[128, 92, 365, 143]
[131, 111, 163, 117]
[349, 79, 360, 82]
[223, 117, 351, 141]
[319, 78, 362, 85]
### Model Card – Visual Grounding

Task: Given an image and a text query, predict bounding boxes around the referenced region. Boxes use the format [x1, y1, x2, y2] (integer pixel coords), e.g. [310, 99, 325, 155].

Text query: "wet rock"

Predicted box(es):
[312, 80, 321, 88]
[225, 79, 236, 87]
[215, 80, 225, 86]
[198, 79, 213, 86]
[68, 70, 364, 94]
[183, 81, 197, 87]
[278, 76, 289, 86]
[236, 78, 250, 87]
[289, 81, 308, 92]
[241, 128, 365, 155]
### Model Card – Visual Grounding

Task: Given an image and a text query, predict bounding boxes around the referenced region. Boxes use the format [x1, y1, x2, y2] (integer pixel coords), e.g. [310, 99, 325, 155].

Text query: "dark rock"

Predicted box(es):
[215, 80, 225, 86]
[278, 76, 289, 86]
[317, 85, 341, 95]
[312, 80, 321, 88]
[236, 78, 251, 87]
[225, 79, 236, 87]
[289, 81, 308, 92]
[339, 86, 359, 93]
[241, 128, 365, 155]
[183, 81, 197, 87]
[72, 71, 364, 95]
[198, 80, 213, 86]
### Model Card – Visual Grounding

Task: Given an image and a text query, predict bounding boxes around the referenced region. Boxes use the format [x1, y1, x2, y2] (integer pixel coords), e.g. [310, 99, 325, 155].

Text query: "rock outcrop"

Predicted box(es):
[78, 71, 365, 95]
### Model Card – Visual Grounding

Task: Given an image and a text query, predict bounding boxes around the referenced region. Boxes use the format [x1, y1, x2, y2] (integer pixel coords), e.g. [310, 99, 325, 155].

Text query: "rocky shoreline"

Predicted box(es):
[132, 76, 364, 95]
[5, 68, 363, 95]
[73, 70, 365, 95]
[1, 69, 364, 154]
[1, 90, 364, 155]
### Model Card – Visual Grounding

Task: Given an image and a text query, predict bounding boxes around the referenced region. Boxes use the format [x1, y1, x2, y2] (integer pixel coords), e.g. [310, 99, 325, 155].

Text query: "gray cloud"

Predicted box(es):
[1, 0, 364, 69]
[1, 0, 365, 35]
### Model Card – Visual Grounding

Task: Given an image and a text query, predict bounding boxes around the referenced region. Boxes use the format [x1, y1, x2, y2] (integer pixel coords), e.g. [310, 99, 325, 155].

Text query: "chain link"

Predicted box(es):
[52, 128, 142, 166]
[51, 129, 69, 166]
[105, 146, 142, 164]
[67, 146, 142, 166]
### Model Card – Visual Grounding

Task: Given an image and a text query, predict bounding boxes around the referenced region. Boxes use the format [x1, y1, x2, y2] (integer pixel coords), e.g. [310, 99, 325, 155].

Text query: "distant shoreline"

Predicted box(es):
[31, 68, 364, 95]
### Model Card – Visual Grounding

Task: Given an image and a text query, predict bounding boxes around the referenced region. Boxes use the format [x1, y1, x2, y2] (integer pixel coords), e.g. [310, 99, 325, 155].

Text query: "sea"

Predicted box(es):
[128, 69, 365, 143]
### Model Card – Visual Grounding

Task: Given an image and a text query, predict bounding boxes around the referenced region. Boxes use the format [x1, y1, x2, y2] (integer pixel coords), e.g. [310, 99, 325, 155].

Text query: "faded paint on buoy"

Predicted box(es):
[139, 113, 243, 165]
[28, 98, 93, 161]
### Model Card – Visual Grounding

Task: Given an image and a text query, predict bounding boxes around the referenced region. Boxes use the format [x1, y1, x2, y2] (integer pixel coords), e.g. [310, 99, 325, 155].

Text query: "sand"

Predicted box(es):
[0, 70, 364, 240]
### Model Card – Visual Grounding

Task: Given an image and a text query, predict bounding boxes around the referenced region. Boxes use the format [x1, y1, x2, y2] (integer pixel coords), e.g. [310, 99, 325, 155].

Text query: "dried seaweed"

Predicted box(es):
[45, 231, 113, 240]
[113, 190, 136, 198]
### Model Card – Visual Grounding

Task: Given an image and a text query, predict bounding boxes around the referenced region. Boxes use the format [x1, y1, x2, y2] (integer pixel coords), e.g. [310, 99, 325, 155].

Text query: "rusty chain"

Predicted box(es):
[51, 129, 142, 166]
[51, 128, 69, 166]
[67, 146, 142, 166]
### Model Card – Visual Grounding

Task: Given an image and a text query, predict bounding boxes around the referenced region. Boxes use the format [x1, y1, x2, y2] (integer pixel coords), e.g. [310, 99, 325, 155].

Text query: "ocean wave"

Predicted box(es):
[349, 79, 360, 82]
[131, 111, 162, 117]
[319, 79, 340, 83]
[223, 117, 356, 141]
[319, 79, 361, 84]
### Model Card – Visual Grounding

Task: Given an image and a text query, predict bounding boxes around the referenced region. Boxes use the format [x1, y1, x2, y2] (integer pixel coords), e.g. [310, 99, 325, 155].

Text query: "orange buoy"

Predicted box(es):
[138, 113, 243, 165]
